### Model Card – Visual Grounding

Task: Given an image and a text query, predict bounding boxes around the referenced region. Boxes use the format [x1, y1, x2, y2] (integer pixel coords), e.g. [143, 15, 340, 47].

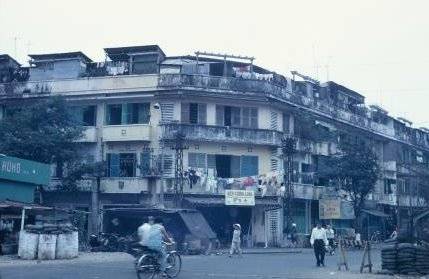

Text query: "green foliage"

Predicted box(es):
[0, 96, 87, 191]
[322, 136, 381, 223]
[0, 96, 84, 164]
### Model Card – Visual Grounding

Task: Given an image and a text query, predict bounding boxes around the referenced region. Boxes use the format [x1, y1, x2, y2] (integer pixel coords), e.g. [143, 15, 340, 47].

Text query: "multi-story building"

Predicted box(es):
[0, 46, 428, 246]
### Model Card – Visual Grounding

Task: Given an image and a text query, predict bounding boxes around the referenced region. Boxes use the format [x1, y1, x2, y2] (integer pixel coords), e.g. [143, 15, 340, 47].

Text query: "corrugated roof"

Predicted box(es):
[28, 51, 93, 63]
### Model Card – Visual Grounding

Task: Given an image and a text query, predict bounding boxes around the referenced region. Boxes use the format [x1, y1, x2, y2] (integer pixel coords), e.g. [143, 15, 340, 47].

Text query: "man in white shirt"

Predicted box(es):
[310, 223, 328, 267]
[138, 216, 154, 246]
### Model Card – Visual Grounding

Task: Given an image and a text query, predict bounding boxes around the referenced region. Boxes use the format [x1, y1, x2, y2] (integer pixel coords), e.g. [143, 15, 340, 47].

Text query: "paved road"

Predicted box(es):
[0, 249, 392, 279]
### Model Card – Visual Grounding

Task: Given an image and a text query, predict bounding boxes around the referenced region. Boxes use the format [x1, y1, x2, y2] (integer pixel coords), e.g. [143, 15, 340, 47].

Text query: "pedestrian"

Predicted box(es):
[354, 231, 362, 249]
[390, 227, 398, 240]
[326, 224, 335, 255]
[310, 223, 328, 267]
[137, 216, 154, 246]
[229, 223, 242, 257]
[290, 223, 298, 247]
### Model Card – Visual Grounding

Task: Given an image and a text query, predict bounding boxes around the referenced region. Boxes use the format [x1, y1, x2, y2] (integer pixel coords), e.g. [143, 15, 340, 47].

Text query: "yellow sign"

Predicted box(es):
[319, 199, 341, 219]
[225, 190, 255, 206]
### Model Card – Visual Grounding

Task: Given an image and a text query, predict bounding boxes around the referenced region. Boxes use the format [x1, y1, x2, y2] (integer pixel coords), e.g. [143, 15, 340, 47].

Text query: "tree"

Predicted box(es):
[323, 137, 381, 229]
[0, 96, 85, 187]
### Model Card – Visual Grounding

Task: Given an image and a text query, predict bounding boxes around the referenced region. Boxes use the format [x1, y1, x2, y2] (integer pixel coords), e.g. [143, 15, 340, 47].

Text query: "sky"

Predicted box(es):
[0, 0, 428, 128]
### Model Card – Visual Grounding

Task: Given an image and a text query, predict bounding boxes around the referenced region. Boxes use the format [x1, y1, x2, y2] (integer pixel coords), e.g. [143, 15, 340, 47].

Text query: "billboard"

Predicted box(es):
[225, 190, 255, 206]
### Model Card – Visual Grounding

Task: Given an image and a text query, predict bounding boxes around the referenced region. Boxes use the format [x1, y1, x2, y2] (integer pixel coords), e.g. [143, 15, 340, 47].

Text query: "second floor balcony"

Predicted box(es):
[160, 123, 283, 146]
[103, 124, 152, 142]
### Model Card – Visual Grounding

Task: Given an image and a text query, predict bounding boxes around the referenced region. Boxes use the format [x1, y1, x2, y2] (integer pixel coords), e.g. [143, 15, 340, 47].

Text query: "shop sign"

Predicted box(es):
[0, 156, 51, 185]
[225, 190, 255, 206]
[319, 199, 341, 219]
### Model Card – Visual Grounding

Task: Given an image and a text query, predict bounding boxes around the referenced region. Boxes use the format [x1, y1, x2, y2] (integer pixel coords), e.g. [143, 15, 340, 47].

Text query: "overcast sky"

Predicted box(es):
[1, 0, 428, 127]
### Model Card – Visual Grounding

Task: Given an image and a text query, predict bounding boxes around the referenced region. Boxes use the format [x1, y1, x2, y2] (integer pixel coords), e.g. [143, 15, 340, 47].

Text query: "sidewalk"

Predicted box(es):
[214, 247, 303, 255]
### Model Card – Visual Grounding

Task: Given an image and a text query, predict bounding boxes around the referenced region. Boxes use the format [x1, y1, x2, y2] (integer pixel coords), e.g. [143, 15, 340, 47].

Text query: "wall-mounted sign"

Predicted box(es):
[225, 190, 255, 206]
[319, 198, 355, 219]
[319, 199, 341, 219]
[0, 156, 50, 185]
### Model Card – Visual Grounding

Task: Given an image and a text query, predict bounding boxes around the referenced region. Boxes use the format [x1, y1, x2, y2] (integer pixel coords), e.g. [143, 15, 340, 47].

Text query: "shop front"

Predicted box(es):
[0, 155, 51, 254]
[184, 190, 281, 248]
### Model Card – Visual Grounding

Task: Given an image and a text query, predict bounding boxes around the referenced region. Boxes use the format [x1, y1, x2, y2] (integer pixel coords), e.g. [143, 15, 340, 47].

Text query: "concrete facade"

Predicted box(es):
[0, 46, 428, 246]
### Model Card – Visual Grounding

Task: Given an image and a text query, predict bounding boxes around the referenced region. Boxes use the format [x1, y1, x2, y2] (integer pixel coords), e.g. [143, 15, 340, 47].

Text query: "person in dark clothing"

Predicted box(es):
[310, 223, 328, 267]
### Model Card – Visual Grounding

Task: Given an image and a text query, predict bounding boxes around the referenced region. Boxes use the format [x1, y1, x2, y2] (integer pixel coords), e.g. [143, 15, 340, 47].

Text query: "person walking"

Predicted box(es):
[326, 224, 335, 255]
[290, 223, 298, 248]
[310, 223, 328, 267]
[229, 224, 242, 257]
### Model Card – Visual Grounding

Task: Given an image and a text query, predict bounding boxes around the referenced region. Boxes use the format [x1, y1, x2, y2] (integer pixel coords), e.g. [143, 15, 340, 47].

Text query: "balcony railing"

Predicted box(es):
[0, 74, 158, 96]
[160, 123, 283, 146]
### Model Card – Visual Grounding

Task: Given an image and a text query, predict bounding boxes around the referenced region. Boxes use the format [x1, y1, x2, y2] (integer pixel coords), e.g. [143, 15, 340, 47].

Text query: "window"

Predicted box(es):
[106, 103, 150, 125]
[283, 114, 291, 134]
[70, 105, 96, 126]
[188, 153, 206, 168]
[181, 103, 207, 124]
[384, 179, 395, 194]
[107, 153, 136, 177]
[242, 107, 258, 128]
[216, 105, 258, 128]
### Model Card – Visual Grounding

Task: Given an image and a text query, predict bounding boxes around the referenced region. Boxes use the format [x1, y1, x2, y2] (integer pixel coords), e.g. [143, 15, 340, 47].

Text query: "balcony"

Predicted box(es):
[0, 74, 158, 97]
[158, 73, 291, 97]
[102, 124, 151, 142]
[160, 123, 283, 146]
[101, 177, 149, 193]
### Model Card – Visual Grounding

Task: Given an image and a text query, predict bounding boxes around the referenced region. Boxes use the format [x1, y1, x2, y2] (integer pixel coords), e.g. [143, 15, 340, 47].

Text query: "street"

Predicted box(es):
[0, 249, 397, 279]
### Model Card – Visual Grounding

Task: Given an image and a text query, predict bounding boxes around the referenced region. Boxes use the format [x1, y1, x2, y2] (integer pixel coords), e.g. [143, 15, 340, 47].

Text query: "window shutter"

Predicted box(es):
[108, 153, 120, 177]
[241, 156, 258, 176]
[270, 111, 278, 130]
[231, 107, 241, 127]
[251, 108, 258, 128]
[140, 151, 151, 175]
[198, 103, 207, 124]
[231, 156, 241, 178]
[181, 103, 190, 123]
[188, 153, 197, 168]
[216, 105, 224, 126]
[161, 103, 174, 122]
[207, 154, 216, 169]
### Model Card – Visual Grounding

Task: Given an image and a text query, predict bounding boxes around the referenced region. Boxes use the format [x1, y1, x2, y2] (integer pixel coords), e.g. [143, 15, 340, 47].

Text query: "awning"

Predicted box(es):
[179, 211, 217, 239]
[184, 196, 281, 209]
[0, 200, 52, 211]
[362, 209, 390, 218]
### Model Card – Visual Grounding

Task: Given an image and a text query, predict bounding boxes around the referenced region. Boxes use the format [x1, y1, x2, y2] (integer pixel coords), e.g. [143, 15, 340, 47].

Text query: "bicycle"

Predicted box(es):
[370, 231, 383, 245]
[134, 243, 182, 279]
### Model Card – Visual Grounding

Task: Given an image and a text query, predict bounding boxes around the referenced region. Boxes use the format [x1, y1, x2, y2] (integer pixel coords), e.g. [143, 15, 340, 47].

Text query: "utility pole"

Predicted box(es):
[281, 136, 297, 232]
[171, 131, 188, 208]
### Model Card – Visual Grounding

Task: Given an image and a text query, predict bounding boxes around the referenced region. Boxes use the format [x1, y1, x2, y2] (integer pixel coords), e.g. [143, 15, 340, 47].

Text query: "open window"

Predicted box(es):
[107, 153, 137, 177]
[216, 105, 257, 128]
[181, 103, 207, 124]
[106, 103, 150, 125]
[70, 105, 96, 126]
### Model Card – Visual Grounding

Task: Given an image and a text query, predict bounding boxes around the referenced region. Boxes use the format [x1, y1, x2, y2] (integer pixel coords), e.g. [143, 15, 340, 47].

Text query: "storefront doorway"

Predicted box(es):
[197, 206, 252, 246]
